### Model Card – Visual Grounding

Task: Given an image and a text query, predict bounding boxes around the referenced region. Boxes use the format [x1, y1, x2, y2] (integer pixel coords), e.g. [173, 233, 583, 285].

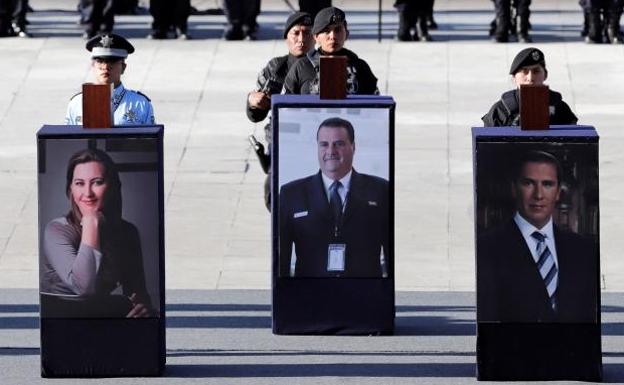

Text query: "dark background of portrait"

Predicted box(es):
[475, 142, 599, 240]
[38, 138, 160, 312]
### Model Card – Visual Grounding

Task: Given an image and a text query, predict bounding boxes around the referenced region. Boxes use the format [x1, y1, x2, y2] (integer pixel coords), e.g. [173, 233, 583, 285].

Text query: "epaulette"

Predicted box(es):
[136, 91, 151, 102]
[69, 91, 82, 100]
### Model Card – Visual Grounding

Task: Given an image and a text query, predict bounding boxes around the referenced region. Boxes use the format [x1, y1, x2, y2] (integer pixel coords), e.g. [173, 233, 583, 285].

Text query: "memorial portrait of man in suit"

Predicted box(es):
[477, 149, 598, 323]
[279, 117, 390, 278]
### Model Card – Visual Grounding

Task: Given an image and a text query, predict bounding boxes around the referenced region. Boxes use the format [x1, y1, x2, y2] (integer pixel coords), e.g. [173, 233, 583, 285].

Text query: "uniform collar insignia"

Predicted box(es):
[100, 35, 114, 48]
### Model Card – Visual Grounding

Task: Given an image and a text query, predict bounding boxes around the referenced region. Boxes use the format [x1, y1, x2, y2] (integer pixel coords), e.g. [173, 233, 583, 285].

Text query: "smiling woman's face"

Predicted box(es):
[70, 161, 108, 214]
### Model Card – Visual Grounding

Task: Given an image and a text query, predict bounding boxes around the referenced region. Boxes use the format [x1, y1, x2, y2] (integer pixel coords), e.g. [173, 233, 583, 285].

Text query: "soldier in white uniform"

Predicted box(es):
[65, 33, 155, 126]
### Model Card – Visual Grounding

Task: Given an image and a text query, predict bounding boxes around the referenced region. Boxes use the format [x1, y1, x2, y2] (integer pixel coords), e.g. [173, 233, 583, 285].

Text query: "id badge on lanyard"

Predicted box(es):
[327, 243, 346, 272]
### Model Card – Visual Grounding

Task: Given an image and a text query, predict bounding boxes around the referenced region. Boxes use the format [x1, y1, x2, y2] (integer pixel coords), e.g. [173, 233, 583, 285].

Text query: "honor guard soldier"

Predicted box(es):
[482, 48, 577, 127]
[79, 0, 115, 39]
[491, 0, 532, 43]
[298, 0, 331, 18]
[247, 12, 314, 210]
[394, 0, 433, 41]
[580, 0, 624, 43]
[284, 6, 379, 95]
[65, 33, 155, 126]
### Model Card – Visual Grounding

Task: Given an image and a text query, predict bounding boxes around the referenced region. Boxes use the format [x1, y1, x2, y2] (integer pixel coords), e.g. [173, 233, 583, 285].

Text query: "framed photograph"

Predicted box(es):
[38, 130, 163, 319]
[37, 125, 165, 377]
[271, 95, 395, 335]
[276, 105, 392, 279]
[474, 130, 599, 324]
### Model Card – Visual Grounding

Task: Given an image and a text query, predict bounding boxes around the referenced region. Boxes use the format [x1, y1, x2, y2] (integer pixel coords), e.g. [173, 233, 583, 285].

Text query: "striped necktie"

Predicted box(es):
[531, 231, 558, 311]
[329, 181, 343, 222]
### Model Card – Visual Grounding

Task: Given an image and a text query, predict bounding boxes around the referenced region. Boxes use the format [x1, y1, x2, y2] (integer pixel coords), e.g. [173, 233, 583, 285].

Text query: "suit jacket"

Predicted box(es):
[279, 170, 390, 278]
[477, 220, 598, 323]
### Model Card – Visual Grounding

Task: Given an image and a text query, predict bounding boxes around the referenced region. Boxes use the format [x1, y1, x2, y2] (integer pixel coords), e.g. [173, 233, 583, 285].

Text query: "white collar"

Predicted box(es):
[321, 169, 352, 193]
[514, 212, 555, 240]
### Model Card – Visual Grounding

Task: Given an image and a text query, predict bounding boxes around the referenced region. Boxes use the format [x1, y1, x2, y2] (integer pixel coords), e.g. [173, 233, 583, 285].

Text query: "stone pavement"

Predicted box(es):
[0, 0, 623, 292]
[1, 1, 624, 383]
[1, 289, 624, 384]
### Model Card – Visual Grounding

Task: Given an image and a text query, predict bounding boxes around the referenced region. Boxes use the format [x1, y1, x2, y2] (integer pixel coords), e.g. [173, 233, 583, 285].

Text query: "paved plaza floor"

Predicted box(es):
[1, 0, 623, 291]
[0, 0, 623, 383]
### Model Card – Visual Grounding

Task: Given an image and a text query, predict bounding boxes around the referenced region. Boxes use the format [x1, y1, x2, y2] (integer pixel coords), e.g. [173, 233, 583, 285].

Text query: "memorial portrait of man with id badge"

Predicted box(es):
[278, 115, 390, 278]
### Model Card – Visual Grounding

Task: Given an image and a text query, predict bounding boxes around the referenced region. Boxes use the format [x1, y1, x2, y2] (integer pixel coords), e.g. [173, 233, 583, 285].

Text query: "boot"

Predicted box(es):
[0, 18, 15, 37]
[493, 16, 509, 42]
[586, 11, 602, 43]
[607, 12, 623, 44]
[581, 10, 590, 37]
[517, 15, 532, 42]
[509, 5, 518, 36]
[426, 6, 437, 29]
[489, 18, 497, 36]
[11, 22, 30, 37]
[416, 16, 432, 41]
[397, 9, 412, 41]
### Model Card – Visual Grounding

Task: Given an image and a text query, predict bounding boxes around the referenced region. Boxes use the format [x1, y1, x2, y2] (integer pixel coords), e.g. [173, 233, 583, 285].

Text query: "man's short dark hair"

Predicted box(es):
[514, 150, 562, 184]
[316, 117, 355, 143]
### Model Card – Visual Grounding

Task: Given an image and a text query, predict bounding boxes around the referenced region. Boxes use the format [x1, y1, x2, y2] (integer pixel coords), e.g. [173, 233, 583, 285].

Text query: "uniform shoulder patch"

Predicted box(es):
[136, 91, 151, 102]
[69, 91, 82, 100]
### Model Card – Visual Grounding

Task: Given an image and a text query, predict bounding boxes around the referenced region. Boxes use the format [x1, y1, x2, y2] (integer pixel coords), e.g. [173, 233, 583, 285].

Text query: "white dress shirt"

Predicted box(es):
[514, 212, 559, 268]
[321, 170, 352, 211]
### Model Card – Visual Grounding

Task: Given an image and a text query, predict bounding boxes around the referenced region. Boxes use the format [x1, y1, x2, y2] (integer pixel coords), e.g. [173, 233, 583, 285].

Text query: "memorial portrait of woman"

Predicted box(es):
[40, 148, 153, 318]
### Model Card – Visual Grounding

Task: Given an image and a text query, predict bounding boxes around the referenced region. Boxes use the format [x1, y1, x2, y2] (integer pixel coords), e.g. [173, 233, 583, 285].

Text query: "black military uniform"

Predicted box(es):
[580, 0, 624, 43]
[284, 48, 378, 95]
[394, 0, 433, 41]
[148, 0, 191, 39]
[482, 89, 577, 127]
[0, 0, 13, 37]
[284, 8, 378, 95]
[298, 0, 331, 19]
[482, 48, 578, 127]
[79, 0, 114, 39]
[492, 0, 532, 42]
[247, 12, 313, 210]
[1, 0, 29, 37]
[222, 0, 261, 40]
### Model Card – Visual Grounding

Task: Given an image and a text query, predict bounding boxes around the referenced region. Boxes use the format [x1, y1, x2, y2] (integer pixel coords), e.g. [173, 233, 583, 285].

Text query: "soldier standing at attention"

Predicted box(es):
[247, 12, 314, 210]
[394, 0, 432, 41]
[580, 0, 624, 43]
[284, 6, 378, 95]
[492, 0, 532, 43]
[66, 33, 155, 126]
[79, 0, 115, 39]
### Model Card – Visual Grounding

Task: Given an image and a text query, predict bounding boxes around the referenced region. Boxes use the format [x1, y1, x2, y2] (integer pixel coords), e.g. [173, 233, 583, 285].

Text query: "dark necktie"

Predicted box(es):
[531, 231, 558, 311]
[329, 181, 343, 223]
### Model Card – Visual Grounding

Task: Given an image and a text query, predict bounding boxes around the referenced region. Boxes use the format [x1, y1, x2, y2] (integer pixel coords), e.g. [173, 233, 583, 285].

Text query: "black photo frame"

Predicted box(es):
[473, 126, 602, 381]
[37, 125, 165, 377]
[271, 95, 395, 335]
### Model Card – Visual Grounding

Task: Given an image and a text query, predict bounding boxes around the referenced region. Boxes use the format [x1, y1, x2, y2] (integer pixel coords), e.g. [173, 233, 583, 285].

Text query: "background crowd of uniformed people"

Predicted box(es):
[1, 0, 622, 43]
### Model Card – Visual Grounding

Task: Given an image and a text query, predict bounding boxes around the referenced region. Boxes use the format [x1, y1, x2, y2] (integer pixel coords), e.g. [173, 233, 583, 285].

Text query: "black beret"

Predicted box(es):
[283, 11, 313, 38]
[86, 33, 135, 59]
[312, 6, 346, 35]
[509, 47, 546, 75]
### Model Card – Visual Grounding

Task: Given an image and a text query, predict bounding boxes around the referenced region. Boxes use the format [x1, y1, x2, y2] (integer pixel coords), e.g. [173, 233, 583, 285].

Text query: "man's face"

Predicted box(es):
[513, 64, 546, 86]
[513, 161, 560, 229]
[286, 24, 314, 57]
[92, 58, 125, 86]
[317, 125, 354, 180]
[314, 23, 348, 53]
